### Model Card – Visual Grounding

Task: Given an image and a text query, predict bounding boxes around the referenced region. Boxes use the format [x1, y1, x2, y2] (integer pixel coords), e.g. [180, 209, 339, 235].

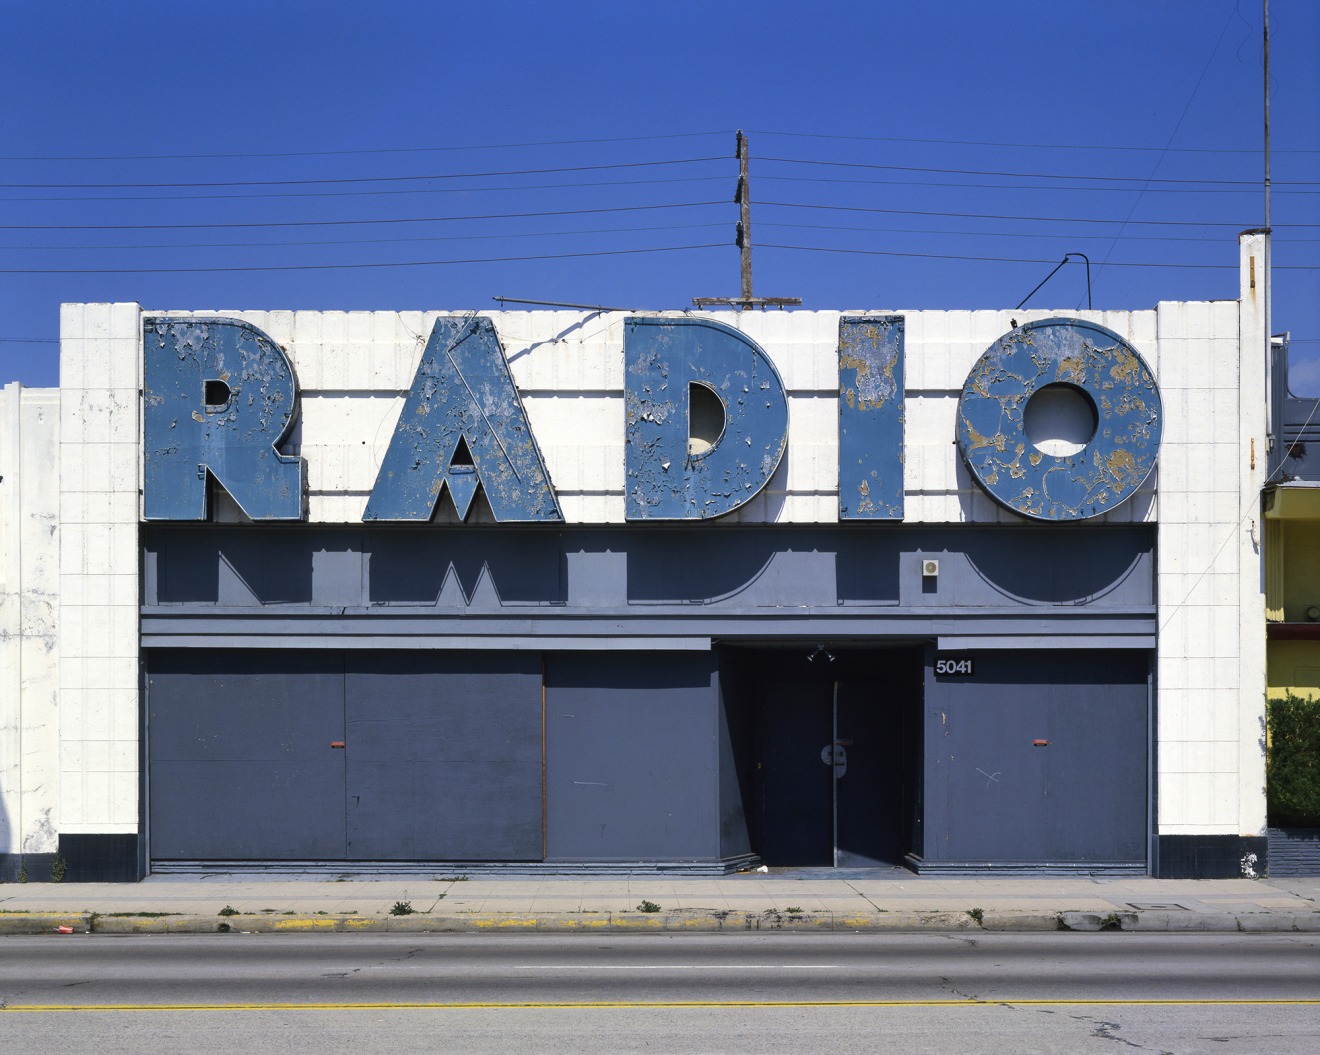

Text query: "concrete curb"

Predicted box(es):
[84, 909, 982, 934]
[0, 913, 90, 935]
[3, 908, 1318, 936]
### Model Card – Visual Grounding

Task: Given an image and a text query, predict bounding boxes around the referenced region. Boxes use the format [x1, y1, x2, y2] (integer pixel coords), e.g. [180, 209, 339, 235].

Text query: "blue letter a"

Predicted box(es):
[364, 317, 562, 523]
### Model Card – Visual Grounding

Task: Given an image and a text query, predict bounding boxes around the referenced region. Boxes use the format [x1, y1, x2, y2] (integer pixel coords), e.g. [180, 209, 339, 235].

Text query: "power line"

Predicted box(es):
[747, 128, 1320, 156]
[9, 219, 1305, 254]
[0, 242, 726, 275]
[10, 169, 1308, 206]
[4, 126, 1312, 164]
[755, 220, 1287, 245]
[757, 173, 1320, 196]
[0, 222, 729, 252]
[1086, 0, 1237, 304]
[0, 157, 726, 191]
[0, 174, 729, 205]
[0, 131, 735, 163]
[754, 154, 1320, 187]
[8, 198, 1306, 234]
[0, 200, 728, 232]
[758, 242, 1317, 270]
[8, 239, 1303, 275]
[7, 151, 1308, 193]
[757, 199, 1320, 228]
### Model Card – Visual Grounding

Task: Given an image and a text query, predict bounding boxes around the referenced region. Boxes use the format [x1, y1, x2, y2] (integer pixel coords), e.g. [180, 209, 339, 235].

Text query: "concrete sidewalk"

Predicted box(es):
[2, 872, 1318, 935]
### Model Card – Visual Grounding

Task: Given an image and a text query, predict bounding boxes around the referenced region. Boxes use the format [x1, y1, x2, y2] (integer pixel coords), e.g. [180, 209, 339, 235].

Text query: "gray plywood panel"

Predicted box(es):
[924, 650, 1148, 864]
[148, 651, 345, 860]
[344, 653, 542, 860]
[545, 652, 719, 861]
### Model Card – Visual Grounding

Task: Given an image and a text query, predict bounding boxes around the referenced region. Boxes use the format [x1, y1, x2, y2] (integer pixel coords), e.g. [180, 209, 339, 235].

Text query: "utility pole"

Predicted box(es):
[737, 128, 753, 302]
[694, 130, 801, 311]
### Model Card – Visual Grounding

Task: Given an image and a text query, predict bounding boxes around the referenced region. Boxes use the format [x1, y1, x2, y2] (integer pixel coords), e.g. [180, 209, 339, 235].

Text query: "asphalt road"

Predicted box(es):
[3, 932, 1319, 1054]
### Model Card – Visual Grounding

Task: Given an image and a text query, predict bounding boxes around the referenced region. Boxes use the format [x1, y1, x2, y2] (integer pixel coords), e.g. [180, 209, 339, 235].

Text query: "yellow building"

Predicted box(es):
[1266, 335, 1320, 703]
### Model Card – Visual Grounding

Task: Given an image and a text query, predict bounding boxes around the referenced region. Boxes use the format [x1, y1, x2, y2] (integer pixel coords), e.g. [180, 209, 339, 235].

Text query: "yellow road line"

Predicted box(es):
[4, 999, 1319, 1013]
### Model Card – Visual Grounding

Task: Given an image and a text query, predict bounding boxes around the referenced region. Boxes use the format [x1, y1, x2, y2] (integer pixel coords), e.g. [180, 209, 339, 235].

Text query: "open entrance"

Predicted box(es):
[719, 644, 923, 868]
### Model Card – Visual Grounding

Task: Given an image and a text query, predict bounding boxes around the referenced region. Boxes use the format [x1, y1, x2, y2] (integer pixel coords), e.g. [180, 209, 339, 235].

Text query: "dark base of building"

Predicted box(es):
[0, 853, 57, 883]
[1266, 828, 1320, 877]
[3, 838, 144, 883]
[906, 855, 1146, 877]
[1154, 835, 1268, 878]
[20, 837, 1290, 882]
[150, 854, 763, 877]
[53, 835, 144, 883]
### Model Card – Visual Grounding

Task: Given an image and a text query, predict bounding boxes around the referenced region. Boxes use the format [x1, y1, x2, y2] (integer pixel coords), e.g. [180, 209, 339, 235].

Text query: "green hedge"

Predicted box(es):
[1267, 693, 1320, 827]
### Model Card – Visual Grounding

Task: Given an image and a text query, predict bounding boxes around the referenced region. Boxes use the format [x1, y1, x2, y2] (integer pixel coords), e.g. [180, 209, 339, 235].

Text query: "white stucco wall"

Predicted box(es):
[0, 382, 61, 859]
[1152, 233, 1269, 838]
[57, 303, 141, 834]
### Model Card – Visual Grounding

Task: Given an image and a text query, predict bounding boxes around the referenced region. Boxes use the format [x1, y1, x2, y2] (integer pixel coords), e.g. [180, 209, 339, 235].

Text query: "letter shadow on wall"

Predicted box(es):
[625, 531, 793, 606]
[366, 531, 564, 607]
[626, 530, 901, 607]
[153, 530, 314, 605]
[833, 534, 902, 605]
[961, 528, 1152, 605]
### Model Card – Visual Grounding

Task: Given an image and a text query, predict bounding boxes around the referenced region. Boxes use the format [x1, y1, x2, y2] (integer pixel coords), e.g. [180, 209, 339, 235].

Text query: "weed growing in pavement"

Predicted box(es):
[786, 907, 802, 914]
[218, 905, 238, 917]
[434, 875, 469, 882]
[50, 853, 67, 883]
[636, 900, 661, 913]
[390, 901, 415, 916]
[968, 907, 984, 925]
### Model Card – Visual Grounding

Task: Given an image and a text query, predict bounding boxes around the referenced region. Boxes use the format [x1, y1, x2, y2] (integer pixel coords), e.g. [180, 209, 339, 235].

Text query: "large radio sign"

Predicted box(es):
[142, 314, 1161, 525]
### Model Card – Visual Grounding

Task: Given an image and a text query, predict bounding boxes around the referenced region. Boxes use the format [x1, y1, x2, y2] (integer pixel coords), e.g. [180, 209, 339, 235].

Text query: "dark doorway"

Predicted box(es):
[720, 645, 922, 868]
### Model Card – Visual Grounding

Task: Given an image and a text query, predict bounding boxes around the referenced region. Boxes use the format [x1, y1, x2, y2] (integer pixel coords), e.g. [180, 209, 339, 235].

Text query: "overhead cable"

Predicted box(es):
[0, 157, 727, 191]
[0, 200, 728, 232]
[0, 242, 725, 274]
[753, 155, 1319, 187]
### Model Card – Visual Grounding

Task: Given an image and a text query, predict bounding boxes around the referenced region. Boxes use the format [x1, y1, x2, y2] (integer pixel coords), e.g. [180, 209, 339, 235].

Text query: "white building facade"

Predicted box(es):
[0, 233, 1269, 880]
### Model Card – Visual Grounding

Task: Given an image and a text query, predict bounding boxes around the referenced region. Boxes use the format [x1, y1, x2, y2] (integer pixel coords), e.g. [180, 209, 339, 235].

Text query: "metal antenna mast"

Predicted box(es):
[1264, 0, 1273, 398]
[1264, 0, 1271, 238]
[694, 130, 800, 311]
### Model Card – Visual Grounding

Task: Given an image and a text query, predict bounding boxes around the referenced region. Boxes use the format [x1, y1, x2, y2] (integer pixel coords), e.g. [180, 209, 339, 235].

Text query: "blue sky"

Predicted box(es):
[2, 1, 1316, 390]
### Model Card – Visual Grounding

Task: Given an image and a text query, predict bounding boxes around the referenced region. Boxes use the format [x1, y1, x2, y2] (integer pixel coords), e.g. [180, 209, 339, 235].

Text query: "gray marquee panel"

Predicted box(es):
[545, 653, 721, 862]
[148, 652, 346, 860]
[344, 653, 542, 860]
[148, 650, 543, 863]
[920, 649, 1149, 867]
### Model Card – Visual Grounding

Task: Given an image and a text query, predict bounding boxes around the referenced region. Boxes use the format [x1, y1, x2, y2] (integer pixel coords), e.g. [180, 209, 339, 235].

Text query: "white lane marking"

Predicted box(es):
[515, 965, 841, 970]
